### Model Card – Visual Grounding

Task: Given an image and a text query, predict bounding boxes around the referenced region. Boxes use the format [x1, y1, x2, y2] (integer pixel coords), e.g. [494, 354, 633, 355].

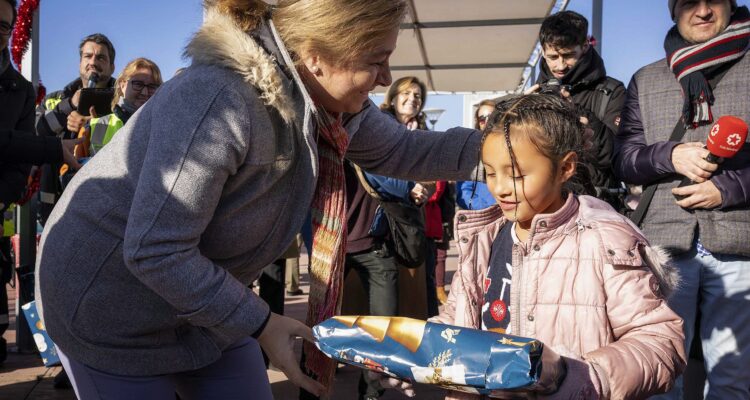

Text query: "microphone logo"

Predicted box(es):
[711, 123, 720, 136]
[727, 133, 742, 147]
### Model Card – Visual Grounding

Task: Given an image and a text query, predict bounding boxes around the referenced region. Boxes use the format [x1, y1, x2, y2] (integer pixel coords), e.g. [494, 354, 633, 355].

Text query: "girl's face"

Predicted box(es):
[121, 68, 160, 109]
[482, 126, 576, 231]
[394, 83, 422, 123]
[302, 28, 398, 114]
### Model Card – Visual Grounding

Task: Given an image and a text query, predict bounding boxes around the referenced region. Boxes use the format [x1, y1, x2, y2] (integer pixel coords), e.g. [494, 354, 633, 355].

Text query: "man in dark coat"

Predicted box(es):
[529, 10, 627, 210]
[0, 0, 79, 367]
[0, 0, 34, 365]
[614, 1, 750, 397]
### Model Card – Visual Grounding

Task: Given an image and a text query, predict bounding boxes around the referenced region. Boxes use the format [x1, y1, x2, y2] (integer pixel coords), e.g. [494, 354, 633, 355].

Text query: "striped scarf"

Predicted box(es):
[303, 108, 349, 389]
[665, 6, 750, 128]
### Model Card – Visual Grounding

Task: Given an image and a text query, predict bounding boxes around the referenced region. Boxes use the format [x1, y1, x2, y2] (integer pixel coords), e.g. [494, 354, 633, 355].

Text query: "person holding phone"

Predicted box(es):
[35, 33, 116, 222]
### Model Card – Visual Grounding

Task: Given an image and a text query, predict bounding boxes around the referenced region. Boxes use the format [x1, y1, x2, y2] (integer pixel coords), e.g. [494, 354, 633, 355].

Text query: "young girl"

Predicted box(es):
[429, 94, 686, 399]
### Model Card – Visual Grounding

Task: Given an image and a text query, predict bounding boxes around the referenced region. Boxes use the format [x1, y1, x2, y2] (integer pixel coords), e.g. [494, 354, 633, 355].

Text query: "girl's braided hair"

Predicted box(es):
[477, 93, 597, 197]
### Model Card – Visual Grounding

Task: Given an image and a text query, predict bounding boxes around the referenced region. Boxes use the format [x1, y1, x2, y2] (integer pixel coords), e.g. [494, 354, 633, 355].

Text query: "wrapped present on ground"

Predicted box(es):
[21, 301, 61, 367]
[313, 316, 543, 397]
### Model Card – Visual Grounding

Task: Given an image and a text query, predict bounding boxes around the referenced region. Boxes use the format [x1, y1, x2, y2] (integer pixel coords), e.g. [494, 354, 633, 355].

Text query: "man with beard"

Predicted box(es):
[615, 1, 750, 398]
[528, 10, 626, 210]
[35, 33, 115, 223]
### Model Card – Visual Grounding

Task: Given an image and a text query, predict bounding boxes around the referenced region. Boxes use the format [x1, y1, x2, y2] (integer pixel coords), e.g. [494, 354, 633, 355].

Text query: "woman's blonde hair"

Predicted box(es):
[112, 57, 163, 110]
[380, 76, 427, 128]
[205, 0, 407, 66]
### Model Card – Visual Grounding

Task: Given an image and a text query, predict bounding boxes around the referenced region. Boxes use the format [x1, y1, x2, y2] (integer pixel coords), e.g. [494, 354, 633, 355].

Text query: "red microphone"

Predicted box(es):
[675, 115, 748, 198]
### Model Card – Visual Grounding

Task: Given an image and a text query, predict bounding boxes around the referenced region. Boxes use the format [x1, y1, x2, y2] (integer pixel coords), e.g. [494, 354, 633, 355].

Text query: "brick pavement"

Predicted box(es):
[0, 249, 459, 400]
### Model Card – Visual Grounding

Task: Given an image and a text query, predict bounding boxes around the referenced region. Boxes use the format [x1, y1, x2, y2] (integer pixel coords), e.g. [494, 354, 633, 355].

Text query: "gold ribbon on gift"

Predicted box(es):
[333, 316, 427, 353]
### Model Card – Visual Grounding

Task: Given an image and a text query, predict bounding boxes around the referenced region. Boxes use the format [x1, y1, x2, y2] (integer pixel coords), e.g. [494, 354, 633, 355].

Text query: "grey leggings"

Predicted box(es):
[58, 337, 273, 400]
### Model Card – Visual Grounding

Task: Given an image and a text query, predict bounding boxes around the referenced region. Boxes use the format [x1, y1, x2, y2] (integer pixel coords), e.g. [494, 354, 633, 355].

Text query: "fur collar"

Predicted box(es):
[184, 9, 295, 123]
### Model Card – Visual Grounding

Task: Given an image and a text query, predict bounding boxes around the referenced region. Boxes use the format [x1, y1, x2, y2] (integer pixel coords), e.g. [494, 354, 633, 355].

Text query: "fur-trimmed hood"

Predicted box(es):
[184, 9, 296, 123]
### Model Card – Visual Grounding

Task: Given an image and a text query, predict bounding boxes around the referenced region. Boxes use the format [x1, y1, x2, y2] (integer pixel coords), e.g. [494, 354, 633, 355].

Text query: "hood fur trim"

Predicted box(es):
[184, 9, 295, 123]
[640, 245, 681, 299]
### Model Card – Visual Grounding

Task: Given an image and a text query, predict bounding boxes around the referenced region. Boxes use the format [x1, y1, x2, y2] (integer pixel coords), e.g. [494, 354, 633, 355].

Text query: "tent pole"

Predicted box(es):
[592, 0, 603, 54]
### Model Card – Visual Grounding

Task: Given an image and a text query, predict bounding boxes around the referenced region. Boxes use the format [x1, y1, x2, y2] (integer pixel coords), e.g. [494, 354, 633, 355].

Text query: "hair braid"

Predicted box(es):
[477, 93, 597, 197]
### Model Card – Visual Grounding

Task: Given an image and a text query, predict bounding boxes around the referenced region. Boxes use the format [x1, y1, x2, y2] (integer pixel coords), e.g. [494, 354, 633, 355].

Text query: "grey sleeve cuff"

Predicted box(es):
[176, 273, 271, 347]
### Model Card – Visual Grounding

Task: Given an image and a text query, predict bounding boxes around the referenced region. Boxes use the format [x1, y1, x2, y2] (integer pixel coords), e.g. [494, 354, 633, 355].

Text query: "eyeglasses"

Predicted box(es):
[129, 80, 160, 94]
[477, 114, 492, 124]
[0, 21, 12, 35]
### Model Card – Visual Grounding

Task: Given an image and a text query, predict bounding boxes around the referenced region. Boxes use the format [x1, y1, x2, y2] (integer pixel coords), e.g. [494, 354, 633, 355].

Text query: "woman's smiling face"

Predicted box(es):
[394, 83, 423, 123]
[303, 28, 398, 114]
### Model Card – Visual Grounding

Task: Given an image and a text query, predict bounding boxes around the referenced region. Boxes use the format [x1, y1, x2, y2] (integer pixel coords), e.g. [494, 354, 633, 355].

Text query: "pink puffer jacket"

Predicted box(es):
[430, 195, 686, 400]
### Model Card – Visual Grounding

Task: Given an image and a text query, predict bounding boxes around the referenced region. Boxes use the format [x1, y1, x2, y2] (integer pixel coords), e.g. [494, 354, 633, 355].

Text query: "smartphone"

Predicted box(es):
[78, 88, 115, 117]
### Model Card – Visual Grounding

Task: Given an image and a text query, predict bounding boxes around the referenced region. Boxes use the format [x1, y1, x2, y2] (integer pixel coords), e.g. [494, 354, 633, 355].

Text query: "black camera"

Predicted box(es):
[539, 79, 572, 96]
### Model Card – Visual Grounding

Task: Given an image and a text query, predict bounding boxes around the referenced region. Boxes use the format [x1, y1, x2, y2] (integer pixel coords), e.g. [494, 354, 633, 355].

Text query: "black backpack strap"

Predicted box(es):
[629, 120, 687, 226]
[595, 78, 619, 122]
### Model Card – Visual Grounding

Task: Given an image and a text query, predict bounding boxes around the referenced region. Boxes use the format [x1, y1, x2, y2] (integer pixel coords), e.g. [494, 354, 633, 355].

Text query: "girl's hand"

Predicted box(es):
[257, 313, 326, 397]
[534, 344, 567, 395]
[366, 371, 415, 397]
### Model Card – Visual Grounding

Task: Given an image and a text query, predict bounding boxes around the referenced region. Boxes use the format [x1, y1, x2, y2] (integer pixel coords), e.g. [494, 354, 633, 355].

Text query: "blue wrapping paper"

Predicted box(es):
[21, 301, 61, 367]
[313, 316, 543, 396]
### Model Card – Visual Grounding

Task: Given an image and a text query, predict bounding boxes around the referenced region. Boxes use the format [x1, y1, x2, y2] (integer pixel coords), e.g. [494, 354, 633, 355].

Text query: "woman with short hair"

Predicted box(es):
[36, 1, 482, 398]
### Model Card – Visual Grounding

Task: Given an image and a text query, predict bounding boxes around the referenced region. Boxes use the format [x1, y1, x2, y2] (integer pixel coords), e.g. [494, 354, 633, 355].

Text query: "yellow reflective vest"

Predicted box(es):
[88, 112, 125, 155]
[3, 205, 15, 237]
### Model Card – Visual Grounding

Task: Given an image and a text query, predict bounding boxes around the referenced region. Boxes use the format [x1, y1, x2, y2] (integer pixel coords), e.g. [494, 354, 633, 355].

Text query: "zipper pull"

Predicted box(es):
[576, 219, 585, 232]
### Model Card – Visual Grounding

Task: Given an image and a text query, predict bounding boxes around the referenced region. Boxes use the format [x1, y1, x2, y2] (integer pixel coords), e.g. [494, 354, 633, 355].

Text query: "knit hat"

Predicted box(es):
[669, 0, 737, 21]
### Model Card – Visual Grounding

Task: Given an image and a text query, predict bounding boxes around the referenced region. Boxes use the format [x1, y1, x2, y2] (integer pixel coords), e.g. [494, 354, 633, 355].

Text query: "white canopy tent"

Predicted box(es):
[374, 0, 569, 95]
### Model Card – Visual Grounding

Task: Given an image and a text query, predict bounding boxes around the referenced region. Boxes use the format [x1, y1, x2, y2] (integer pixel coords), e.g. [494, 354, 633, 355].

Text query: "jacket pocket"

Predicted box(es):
[70, 238, 178, 349]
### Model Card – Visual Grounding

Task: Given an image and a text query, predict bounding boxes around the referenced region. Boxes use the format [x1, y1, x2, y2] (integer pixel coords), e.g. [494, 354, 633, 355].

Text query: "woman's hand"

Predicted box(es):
[366, 371, 415, 397]
[410, 183, 428, 205]
[257, 313, 326, 397]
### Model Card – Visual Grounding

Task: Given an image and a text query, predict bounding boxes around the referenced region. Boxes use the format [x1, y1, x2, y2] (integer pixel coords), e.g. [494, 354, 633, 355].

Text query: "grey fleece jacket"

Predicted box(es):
[35, 10, 482, 376]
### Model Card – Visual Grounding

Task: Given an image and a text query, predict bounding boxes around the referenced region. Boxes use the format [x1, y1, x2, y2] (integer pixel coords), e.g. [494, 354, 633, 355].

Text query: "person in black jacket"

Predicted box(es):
[0, 0, 81, 365]
[0, 0, 33, 366]
[527, 10, 627, 211]
[0, 0, 35, 214]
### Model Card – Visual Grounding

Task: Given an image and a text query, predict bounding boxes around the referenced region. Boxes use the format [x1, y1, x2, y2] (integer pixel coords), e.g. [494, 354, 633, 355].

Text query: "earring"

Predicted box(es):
[310, 66, 319, 74]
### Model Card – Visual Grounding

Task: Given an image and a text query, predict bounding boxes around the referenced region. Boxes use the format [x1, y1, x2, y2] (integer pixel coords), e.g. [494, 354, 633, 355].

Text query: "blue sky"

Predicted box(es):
[26, 0, 749, 130]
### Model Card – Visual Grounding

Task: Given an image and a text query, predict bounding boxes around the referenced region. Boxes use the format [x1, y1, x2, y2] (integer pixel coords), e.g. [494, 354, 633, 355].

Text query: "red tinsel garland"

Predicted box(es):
[11, 0, 44, 105]
[11, 0, 40, 69]
[35, 80, 46, 105]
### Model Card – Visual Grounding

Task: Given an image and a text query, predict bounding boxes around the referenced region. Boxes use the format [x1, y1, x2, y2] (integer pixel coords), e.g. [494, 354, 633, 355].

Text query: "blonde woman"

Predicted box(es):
[85, 58, 162, 156]
[36, 1, 482, 398]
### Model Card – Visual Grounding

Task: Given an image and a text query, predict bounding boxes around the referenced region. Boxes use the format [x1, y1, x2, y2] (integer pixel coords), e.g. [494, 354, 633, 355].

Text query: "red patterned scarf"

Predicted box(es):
[303, 108, 350, 389]
[665, 6, 750, 128]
